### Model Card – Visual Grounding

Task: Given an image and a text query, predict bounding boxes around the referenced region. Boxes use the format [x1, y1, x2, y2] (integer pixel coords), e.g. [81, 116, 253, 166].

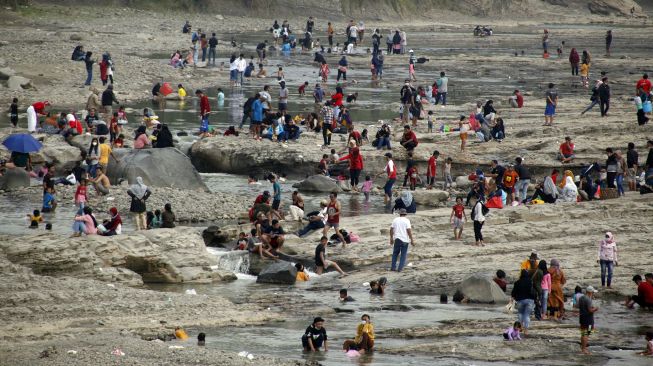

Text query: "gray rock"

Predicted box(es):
[454, 274, 509, 304]
[202, 226, 231, 248]
[293, 175, 342, 193]
[455, 175, 473, 189]
[108, 148, 208, 191]
[0, 67, 15, 79]
[411, 189, 449, 206]
[35, 134, 82, 172]
[0, 168, 30, 191]
[256, 261, 297, 285]
[69, 34, 83, 41]
[7, 75, 32, 90]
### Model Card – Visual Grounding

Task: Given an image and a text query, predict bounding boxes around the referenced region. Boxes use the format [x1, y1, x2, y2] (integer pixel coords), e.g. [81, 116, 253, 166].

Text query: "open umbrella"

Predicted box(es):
[2, 133, 43, 153]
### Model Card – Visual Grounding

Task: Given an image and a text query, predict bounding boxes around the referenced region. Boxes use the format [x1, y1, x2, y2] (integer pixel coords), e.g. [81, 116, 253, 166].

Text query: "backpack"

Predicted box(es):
[330, 229, 351, 244]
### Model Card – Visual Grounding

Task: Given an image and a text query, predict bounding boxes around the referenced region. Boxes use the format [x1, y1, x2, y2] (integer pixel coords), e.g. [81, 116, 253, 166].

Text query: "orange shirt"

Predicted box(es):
[503, 170, 519, 188]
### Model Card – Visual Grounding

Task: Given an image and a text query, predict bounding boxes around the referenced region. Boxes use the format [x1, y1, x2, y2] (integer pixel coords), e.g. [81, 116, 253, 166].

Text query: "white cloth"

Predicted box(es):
[289, 205, 304, 221]
[129, 176, 148, 199]
[473, 201, 485, 222]
[236, 58, 247, 72]
[391, 216, 411, 243]
[26, 105, 37, 132]
[560, 176, 578, 202]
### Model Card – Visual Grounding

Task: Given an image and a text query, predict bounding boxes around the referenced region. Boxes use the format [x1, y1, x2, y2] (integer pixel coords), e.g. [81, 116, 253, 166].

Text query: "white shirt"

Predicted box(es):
[349, 26, 358, 38]
[473, 201, 485, 222]
[229, 60, 238, 71]
[260, 90, 272, 109]
[236, 58, 247, 72]
[391, 216, 411, 243]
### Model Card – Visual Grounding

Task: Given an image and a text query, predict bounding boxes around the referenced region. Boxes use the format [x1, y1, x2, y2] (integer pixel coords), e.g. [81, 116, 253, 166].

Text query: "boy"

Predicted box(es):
[10, 98, 18, 127]
[298, 81, 309, 96]
[427, 110, 434, 133]
[315, 236, 346, 275]
[339, 289, 355, 302]
[318, 154, 329, 175]
[42, 186, 57, 213]
[449, 197, 467, 240]
[443, 157, 453, 191]
[502, 164, 519, 205]
[637, 331, 653, 356]
[235, 231, 248, 250]
[426, 150, 439, 189]
[109, 112, 119, 143]
[28, 209, 43, 228]
[295, 263, 309, 281]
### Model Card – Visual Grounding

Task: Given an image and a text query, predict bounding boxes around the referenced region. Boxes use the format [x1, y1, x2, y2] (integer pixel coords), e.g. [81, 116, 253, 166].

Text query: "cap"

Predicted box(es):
[586, 286, 598, 293]
[398, 208, 407, 215]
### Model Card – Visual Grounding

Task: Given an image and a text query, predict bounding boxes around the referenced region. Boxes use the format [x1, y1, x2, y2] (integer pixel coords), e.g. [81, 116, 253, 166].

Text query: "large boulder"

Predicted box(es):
[202, 226, 231, 248]
[7, 75, 32, 90]
[411, 189, 449, 206]
[108, 148, 208, 191]
[0, 227, 236, 285]
[256, 261, 297, 285]
[293, 175, 342, 193]
[587, 0, 641, 16]
[454, 274, 509, 304]
[35, 134, 82, 172]
[0, 168, 30, 191]
[455, 175, 473, 189]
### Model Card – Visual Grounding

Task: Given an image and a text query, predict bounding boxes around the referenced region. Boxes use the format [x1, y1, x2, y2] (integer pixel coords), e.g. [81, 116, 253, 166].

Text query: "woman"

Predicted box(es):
[133, 125, 150, 149]
[531, 259, 544, 320]
[99, 207, 122, 236]
[471, 197, 485, 246]
[127, 177, 151, 230]
[558, 169, 574, 189]
[392, 30, 401, 54]
[511, 269, 535, 334]
[482, 100, 497, 124]
[72, 206, 98, 237]
[569, 48, 580, 76]
[87, 138, 100, 178]
[615, 150, 626, 197]
[547, 259, 566, 319]
[84, 51, 95, 86]
[342, 314, 375, 354]
[161, 203, 176, 228]
[491, 118, 505, 141]
[337, 56, 348, 82]
[154, 124, 174, 148]
[540, 260, 551, 320]
[339, 141, 364, 191]
[530, 176, 558, 203]
[597, 232, 618, 288]
[374, 124, 391, 150]
[560, 176, 578, 202]
[393, 190, 416, 214]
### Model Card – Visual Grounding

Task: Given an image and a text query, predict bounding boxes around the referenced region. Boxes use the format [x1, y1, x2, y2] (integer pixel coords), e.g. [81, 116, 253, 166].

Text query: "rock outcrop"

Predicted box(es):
[0, 167, 30, 191]
[293, 175, 342, 193]
[256, 261, 297, 285]
[0, 228, 236, 285]
[34, 134, 83, 171]
[454, 274, 509, 304]
[411, 189, 449, 207]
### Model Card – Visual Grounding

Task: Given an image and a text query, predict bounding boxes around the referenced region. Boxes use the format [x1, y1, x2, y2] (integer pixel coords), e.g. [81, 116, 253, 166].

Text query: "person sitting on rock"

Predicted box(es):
[314, 236, 346, 275]
[393, 190, 416, 214]
[296, 263, 309, 281]
[298, 200, 328, 237]
[261, 219, 285, 255]
[90, 166, 111, 196]
[342, 314, 375, 354]
[400, 125, 418, 151]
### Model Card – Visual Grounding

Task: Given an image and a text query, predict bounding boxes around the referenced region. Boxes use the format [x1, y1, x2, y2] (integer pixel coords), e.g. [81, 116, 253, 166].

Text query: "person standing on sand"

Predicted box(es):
[127, 177, 151, 231]
[598, 232, 618, 288]
[598, 77, 610, 117]
[605, 30, 612, 57]
[569, 48, 580, 76]
[579, 286, 599, 355]
[84, 51, 95, 86]
[323, 192, 347, 248]
[390, 208, 414, 272]
[548, 259, 566, 319]
[471, 197, 486, 246]
[435, 72, 449, 106]
[543, 83, 558, 126]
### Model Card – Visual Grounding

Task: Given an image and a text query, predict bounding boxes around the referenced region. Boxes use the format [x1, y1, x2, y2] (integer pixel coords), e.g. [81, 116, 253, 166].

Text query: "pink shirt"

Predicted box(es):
[75, 214, 97, 235]
[134, 134, 150, 149]
[361, 180, 373, 193]
[541, 272, 551, 291]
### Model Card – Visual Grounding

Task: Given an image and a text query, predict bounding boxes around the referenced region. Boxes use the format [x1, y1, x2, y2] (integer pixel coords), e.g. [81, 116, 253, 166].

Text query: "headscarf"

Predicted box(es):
[550, 258, 560, 269]
[400, 190, 413, 207]
[543, 176, 558, 198]
[561, 176, 578, 202]
[559, 170, 574, 188]
[603, 231, 615, 244]
[129, 177, 148, 199]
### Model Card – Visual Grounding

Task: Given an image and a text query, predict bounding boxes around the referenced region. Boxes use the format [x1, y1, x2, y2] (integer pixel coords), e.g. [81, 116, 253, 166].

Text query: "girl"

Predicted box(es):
[361, 175, 373, 201]
[444, 157, 453, 190]
[459, 115, 469, 152]
[407, 164, 419, 190]
[503, 321, 522, 341]
[109, 112, 119, 143]
[539, 260, 551, 319]
[320, 61, 330, 83]
[337, 56, 348, 82]
[427, 110, 435, 133]
[87, 138, 100, 178]
[580, 62, 589, 88]
[450, 197, 466, 240]
[74, 178, 89, 213]
[72, 206, 97, 237]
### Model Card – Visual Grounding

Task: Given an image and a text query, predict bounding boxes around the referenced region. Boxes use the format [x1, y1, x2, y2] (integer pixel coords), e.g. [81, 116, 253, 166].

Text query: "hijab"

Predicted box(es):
[602, 232, 615, 245]
[559, 169, 574, 188]
[561, 176, 578, 201]
[543, 176, 558, 198]
[129, 177, 148, 200]
[400, 190, 413, 207]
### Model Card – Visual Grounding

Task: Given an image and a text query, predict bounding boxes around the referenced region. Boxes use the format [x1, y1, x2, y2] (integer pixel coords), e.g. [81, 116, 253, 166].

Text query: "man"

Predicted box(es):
[236, 54, 247, 86]
[390, 208, 414, 272]
[543, 83, 558, 126]
[435, 71, 449, 106]
[251, 93, 264, 140]
[327, 22, 334, 48]
[261, 219, 285, 254]
[313, 84, 324, 103]
[323, 192, 347, 248]
[91, 166, 111, 196]
[509, 89, 524, 108]
[195, 90, 210, 136]
[558, 136, 576, 163]
[400, 125, 418, 151]
[377, 152, 397, 205]
[348, 22, 358, 46]
[520, 251, 539, 274]
[487, 160, 505, 188]
[260, 85, 272, 111]
[256, 40, 267, 63]
[314, 236, 346, 275]
[578, 286, 599, 355]
[278, 81, 289, 114]
[240, 93, 256, 129]
[605, 30, 612, 57]
[636, 74, 651, 97]
[306, 16, 314, 33]
[626, 142, 639, 191]
[101, 84, 119, 120]
[208, 33, 218, 66]
[98, 136, 119, 171]
[625, 274, 653, 309]
[400, 80, 415, 124]
[298, 200, 328, 237]
[514, 157, 531, 204]
[598, 77, 610, 117]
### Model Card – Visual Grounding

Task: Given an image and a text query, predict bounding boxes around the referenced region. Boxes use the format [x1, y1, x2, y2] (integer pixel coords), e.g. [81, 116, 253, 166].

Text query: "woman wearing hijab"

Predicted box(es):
[597, 232, 618, 288]
[393, 190, 416, 214]
[154, 124, 174, 148]
[530, 176, 558, 203]
[100, 207, 122, 236]
[558, 169, 574, 188]
[560, 176, 578, 202]
[127, 177, 151, 230]
[547, 259, 566, 320]
[337, 56, 348, 82]
[134, 125, 150, 149]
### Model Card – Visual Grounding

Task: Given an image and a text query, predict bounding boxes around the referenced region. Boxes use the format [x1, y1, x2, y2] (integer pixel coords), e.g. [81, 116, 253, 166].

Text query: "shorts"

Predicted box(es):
[409, 64, 415, 73]
[384, 178, 396, 197]
[460, 132, 468, 141]
[278, 102, 287, 111]
[545, 104, 556, 116]
[272, 199, 280, 210]
[503, 186, 515, 194]
[229, 69, 238, 81]
[326, 222, 339, 230]
[452, 216, 465, 229]
[580, 325, 594, 337]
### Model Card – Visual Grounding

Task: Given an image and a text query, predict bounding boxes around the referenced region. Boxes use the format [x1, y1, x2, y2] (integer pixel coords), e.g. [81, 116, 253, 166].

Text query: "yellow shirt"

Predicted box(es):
[580, 64, 589, 77]
[355, 323, 375, 343]
[175, 328, 189, 340]
[178, 87, 187, 98]
[520, 259, 539, 272]
[99, 143, 112, 165]
[296, 272, 309, 281]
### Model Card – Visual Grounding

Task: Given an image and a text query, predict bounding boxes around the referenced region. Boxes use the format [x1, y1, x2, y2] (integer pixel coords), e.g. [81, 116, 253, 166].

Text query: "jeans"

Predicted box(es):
[85, 69, 93, 85]
[376, 65, 383, 77]
[600, 99, 610, 116]
[582, 100, 599, 114]
[435, 92, 447, 105]
[201, 47, 207, 62]
[72, 221, 86, 234]
[350, 169, 361, 187]
[391, 239, 409, 271]
[600, 259, 614, 287]
[193, 49, 199, 65]
[516, 299, 535, 329]
[238, 71, 244, 85]
[208, 48, 216, 65]
[322, 128, 331, 146]
[516, 179, 530, 202]
[473, 220, 484, 241]
[616, 174, 624, 196]
[298, 220, 325, 237]
[384, 178, 395, 198]
[376, 136, 391, 150]
[240, 112, 251, 129]
[541, 289, 549, 318]
[337, 70, 346, 81]
[571, 63, 579, 76]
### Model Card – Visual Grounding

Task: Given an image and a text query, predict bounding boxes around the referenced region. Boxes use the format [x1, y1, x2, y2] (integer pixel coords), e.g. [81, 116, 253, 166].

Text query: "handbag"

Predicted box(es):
[505, 298, 515, 313]
[643, 100, 652, 113]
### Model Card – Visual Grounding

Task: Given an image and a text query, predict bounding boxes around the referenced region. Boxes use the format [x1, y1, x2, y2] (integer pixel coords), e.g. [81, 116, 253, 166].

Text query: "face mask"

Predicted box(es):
[92, 142, 97, 146]
[361, 320, 367, 325]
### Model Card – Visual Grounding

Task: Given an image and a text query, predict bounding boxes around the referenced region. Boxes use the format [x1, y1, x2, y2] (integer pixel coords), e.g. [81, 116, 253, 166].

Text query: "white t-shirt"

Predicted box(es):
[236, 58, 247, 72]
[391, 216, 411, 243]
[349, 26, 358, 38]
[279, 87, 288, 103]
[229, 61, 238, 71]
[473, 201, 485, 222]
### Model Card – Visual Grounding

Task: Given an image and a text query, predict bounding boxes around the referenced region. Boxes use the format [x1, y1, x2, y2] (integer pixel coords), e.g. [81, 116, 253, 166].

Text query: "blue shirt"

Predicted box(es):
[252, 99, 263, 121]
[43, 192, 55, 209]
[273, 181, 281, 200]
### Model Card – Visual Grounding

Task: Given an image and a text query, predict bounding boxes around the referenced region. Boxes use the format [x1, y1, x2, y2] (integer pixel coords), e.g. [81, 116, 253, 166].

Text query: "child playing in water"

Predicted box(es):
[295, 263, 309, 281]
[298, 81, 309, 96]
[444, 157, 453, 190]
[74, 179, 89, 213]
[28, 209, 43, 228]
[277, 66, 284, 81]
[320, 61, 330, 83]
[361, 175, 373, 201]
[450, 197, 467, 240]
[638, 331, 653, 356]
[503, 321, 522, 340]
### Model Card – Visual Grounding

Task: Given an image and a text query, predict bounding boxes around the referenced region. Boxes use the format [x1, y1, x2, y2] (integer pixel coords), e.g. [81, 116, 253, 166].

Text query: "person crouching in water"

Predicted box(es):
[343, 314, 375, 354]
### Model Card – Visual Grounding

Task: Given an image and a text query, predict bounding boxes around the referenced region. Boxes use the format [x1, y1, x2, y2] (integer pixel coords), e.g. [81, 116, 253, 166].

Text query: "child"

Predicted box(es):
[42, 186, 57, 213]
[459, 115, 469, 152]
[109, 112, 119, 143]
[113, 133, 124, 148]
[426, 150, 439, 189]
[339, 288, 355, 302]
[407, 164, 419, 191]
[493, 270, 508, 292]
[638, 331, 653, 356]
[10, 97, 18, 127]
[361, 175, 373, 201]
[444, 157, 453, 190]
[427, 110, 435, 133]
[28, 209, 43, 228]
[117, 106, 128, 125]
[277, 66, 284, 81]
[217, 88, 225, 104]
[74, 179, 88, 213]
[295, 263, 309, 281]
[318, 154, 329, 176]
[571, 285, 583, 311]
[503, 321, 522, 341]
[320, 61, 330, 83]
[580, 62, 589, 88]
[235, 231, 248, 250]
[298, 81, 309, 96]
[450, 197, 467, 240]
[329, 149, 339, 163]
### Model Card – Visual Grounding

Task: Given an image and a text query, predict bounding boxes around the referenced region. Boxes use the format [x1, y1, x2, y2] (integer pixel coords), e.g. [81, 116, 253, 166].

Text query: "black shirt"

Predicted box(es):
[10, 103, 18, 119]
[256, 42, 266, 50]
[511, 278, 535, 301]
[578, 295, 594, 326]
[314, 243, 325, 266]
[341, 295, 355, 302]
[515, 164, 531, 180]
[306, 20, 314, 33]
[264, 225, 285, 236]
[304, 325, 326, 341]
[626, 149, 638, 168]
[647, 148, 653, 170]
[209, 36, 218, 48]
[491, 165, 505, 183]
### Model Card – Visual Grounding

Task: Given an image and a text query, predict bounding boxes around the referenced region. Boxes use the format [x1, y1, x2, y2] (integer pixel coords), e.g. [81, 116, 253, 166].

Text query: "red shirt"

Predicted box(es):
[199, 95, 210, 116]
[32, 102, 47, 114]
[385, 159, 397, 179]
[298, 84, 306, 94]
[636, 78, 652, 94]
[638, 282, 653, 303]
[339, 147, 363, 170]
[70, 119, 83, 134]
[516, 93, 524, 108]
[331, 93, 343, 107]
[560, 142, 574, 156]
[453, 204, 464, 219]
[349, 130, 361, 140]
[404, 131, 418, 145]
[99, 60, 108, 80]
[427, 156, 437, 177]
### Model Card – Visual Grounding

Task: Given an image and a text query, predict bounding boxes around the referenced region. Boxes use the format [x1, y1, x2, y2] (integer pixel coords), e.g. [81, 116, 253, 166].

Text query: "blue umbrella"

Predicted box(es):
[2, 133, 43, 153]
